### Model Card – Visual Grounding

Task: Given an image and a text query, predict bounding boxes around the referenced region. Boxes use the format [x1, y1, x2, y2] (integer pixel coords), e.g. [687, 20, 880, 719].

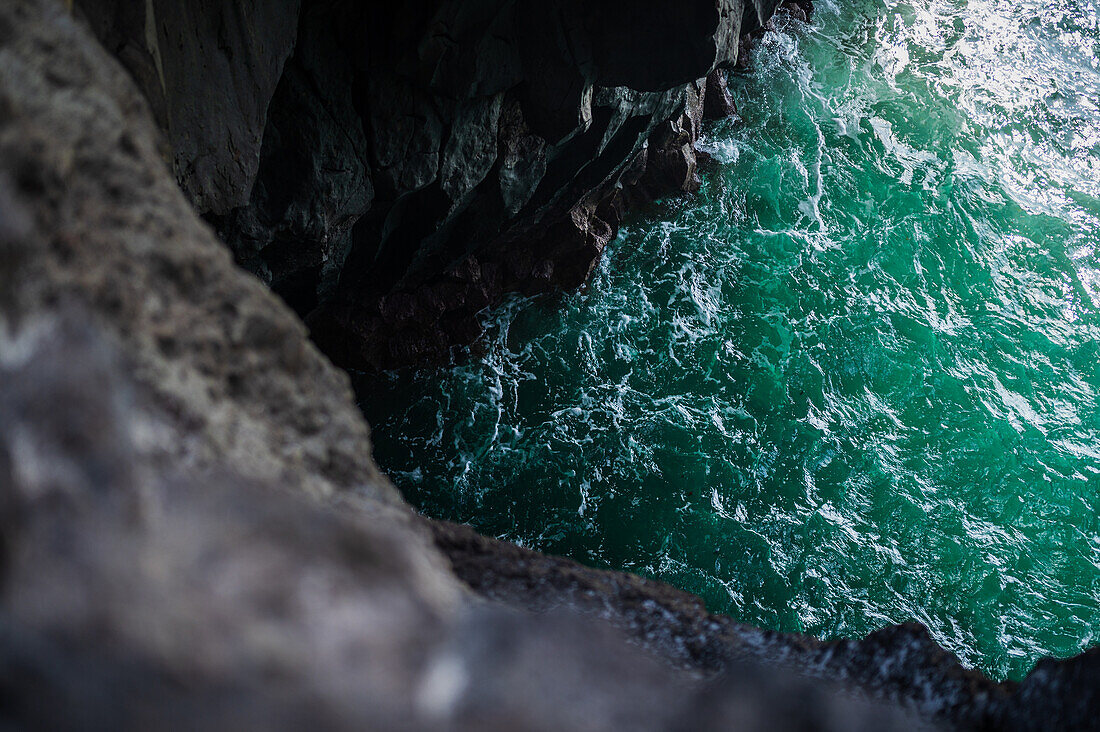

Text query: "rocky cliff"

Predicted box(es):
[73, 0, 778, 369]
[1, 0, 1098, 730]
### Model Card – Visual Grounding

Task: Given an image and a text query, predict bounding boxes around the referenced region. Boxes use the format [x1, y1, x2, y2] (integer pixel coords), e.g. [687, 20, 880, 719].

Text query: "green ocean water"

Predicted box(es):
[358, 0, 1100, 680]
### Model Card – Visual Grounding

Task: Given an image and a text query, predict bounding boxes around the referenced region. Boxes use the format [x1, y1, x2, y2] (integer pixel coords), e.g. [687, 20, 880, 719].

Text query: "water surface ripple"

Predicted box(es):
[359, 0, 1100, 680]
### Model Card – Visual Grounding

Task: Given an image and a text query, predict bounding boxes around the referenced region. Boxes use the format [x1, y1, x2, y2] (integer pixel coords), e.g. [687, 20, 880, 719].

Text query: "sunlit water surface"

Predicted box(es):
[359, 0, 1100, 680]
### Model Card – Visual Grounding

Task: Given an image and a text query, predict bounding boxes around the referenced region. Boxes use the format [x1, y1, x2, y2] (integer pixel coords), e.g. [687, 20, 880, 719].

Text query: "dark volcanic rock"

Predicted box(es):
[996, 648, 1100, 731]
[703, 68, 738, 120]
[75, 0, 302, 215]
[78, 0, 758, 370]
[635, 78, 708, 195]
[428, 521, 1100, 730]
[742, 0, 785, 35]
[591, 0, 742, 91]
[212, 4, 373, 314]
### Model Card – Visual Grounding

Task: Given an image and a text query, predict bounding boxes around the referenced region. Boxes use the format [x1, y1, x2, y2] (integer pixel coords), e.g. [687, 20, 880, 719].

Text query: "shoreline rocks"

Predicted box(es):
[1, 0, 1098, 729]
[74, 0, 766, 370]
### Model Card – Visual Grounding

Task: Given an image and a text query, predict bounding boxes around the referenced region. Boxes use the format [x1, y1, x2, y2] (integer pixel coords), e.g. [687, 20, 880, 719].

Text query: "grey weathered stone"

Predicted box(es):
[2, 0, 398, 506]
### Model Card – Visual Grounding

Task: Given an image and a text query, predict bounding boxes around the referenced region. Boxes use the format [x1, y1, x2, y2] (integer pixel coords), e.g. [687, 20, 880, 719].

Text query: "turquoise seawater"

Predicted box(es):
[358, 0, 1100, 680]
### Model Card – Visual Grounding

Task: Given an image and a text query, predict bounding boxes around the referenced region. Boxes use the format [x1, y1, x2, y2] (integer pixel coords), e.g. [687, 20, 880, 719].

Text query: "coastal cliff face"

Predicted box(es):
[1, 0, 1098, 730]
[74, 0, 780, 369]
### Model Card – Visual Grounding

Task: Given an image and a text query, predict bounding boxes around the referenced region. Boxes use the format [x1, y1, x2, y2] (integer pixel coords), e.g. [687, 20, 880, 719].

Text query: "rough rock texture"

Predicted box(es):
[3, 1, 1100, 731]
[703, 68, 738, 120]
[5, 0, 394, 507]
[0, 315, 922, 731]
[430, 521, 1100, 731]
[75, 0, 765, 369]
[74, 0, 303, 214]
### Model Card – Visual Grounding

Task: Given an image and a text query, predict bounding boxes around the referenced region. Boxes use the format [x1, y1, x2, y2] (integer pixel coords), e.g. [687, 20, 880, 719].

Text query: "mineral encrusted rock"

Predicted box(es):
[1, 1, 1099, 730]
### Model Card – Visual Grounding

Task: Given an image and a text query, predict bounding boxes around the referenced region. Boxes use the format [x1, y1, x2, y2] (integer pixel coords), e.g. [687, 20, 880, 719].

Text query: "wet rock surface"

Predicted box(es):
[1, 1, 1098, 730]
